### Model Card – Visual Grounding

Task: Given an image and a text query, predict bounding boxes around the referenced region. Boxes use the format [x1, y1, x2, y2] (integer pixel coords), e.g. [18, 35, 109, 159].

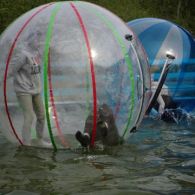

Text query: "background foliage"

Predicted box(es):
[0, 0, 195, 36]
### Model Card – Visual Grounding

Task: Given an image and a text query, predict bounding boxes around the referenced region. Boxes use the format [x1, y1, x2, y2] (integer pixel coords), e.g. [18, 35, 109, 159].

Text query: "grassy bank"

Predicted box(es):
[0, 0, 195, 35]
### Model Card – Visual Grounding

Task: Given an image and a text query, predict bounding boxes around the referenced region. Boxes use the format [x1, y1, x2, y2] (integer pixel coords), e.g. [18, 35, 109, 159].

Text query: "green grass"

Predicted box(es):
[0, 0, 195, 35]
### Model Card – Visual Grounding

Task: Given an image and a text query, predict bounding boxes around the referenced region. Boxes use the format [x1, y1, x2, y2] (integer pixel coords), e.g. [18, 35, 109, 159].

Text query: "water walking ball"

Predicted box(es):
[0, 1, 151, 149]
[127, 18, 195, 112]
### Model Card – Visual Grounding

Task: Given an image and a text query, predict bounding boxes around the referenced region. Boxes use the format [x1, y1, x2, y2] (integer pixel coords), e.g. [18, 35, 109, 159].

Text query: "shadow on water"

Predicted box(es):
[0, 117, 195, 195]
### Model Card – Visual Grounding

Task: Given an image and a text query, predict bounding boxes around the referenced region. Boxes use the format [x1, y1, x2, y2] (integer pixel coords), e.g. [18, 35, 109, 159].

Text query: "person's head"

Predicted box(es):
[85, 103, 120, 146]
[25, 31, 42, 50]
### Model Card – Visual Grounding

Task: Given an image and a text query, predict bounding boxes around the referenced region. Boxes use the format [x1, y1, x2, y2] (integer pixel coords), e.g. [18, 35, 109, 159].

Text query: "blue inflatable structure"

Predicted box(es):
[127, 18, 195, 112]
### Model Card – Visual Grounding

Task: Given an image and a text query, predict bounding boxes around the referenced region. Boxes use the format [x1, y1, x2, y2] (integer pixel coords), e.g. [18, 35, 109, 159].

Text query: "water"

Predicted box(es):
[0, 118, 195, 195]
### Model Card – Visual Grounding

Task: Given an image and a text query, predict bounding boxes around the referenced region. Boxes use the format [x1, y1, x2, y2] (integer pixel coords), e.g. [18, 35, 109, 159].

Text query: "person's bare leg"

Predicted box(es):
[32, 93, 45, 139]
[17, 94, 34, 145]
[157, 94, 165, 114]
[32, 94, 51, 147]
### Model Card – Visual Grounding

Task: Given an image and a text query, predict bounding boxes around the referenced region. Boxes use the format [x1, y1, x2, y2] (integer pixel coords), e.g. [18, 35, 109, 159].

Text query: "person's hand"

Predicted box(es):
[153, 113, 161, 120]
[149, 108, 161, 120]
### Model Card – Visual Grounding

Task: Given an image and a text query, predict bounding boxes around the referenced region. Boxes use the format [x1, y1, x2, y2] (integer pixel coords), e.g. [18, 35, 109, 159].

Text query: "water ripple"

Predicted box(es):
[0, 119, 195, 194]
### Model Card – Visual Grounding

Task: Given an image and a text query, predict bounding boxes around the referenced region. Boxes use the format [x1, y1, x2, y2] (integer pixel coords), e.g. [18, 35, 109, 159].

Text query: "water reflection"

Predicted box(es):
[0, 118, 195, 194]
